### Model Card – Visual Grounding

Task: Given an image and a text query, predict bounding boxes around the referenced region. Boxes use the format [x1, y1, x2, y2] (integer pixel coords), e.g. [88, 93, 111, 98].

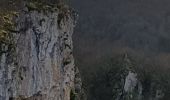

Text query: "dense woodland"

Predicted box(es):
[71, 0, 170, 99]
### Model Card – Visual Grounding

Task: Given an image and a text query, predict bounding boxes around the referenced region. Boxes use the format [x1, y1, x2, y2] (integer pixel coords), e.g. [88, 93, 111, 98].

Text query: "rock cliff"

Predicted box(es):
[0, 1, 79, 100]
[112, 54, 165, 100]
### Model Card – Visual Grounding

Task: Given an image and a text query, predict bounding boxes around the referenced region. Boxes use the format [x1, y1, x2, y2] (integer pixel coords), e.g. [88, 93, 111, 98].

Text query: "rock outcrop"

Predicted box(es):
[0, 1, 79, 100]
[112, 54, 165, 100]
[74, 67, 86, 100]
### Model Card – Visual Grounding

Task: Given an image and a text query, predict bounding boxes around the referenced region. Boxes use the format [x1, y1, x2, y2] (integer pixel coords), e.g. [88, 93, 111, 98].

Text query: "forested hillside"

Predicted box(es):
[71, 0, 170, 99]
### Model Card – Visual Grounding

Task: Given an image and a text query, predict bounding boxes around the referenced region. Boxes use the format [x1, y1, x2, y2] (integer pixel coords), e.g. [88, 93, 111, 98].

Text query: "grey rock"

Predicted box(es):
[124, 71, 137, 93]
[0, 4, 78, 100]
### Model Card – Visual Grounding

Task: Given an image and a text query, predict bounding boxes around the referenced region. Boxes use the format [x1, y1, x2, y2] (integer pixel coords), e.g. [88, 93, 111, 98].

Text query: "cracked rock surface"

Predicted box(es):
[0, 5, 77, 100]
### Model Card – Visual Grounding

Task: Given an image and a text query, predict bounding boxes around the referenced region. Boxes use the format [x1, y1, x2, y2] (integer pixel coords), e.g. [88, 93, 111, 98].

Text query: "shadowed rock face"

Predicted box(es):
[0, 2, 78, 100]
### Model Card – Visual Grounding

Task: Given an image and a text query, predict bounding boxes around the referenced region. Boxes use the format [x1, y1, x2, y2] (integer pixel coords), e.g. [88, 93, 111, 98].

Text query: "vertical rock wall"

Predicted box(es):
[0, 3, 78, 100]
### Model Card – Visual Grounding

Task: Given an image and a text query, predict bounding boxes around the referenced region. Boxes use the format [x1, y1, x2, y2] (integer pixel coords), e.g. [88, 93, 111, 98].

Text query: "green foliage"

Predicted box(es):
[26, 1, 54, 12]
[0, 11, 18, 54]
[25, 0, 70, 12]
[70, 89, 77, 100]
[0, 7, 18, 67]
[80, 53, 170, 100]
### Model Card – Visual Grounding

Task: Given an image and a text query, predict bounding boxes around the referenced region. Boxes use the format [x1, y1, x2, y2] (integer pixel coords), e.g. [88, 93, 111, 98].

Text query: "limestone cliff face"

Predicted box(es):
[0, 3, 78, 100]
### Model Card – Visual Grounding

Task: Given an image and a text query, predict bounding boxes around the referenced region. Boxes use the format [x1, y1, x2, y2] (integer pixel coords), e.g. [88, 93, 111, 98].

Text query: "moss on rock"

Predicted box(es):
[0, 10, 18, 63]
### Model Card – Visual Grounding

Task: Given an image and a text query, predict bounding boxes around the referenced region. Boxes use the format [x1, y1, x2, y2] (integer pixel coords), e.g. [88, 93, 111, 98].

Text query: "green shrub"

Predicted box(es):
[70, 89, 77, 100]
